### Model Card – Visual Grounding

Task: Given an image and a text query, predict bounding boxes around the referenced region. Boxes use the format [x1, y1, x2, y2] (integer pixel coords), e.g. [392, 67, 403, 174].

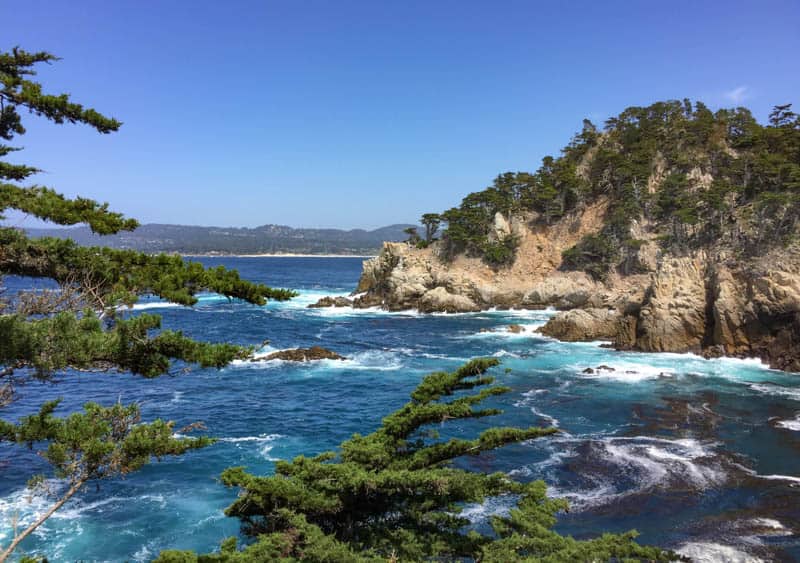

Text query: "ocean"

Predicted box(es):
[1, 257, 799, 561]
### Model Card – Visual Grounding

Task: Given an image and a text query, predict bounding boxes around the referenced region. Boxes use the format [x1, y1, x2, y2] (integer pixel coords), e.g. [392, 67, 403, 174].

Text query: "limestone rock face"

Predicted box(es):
[418, 286, 480, 313]
[635, 255, 708, 353]
[539, 308, 621, 341]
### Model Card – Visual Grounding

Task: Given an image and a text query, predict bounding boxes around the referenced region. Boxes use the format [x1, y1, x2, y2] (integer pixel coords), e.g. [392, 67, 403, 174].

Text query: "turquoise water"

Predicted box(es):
[1, 257, 799, 561]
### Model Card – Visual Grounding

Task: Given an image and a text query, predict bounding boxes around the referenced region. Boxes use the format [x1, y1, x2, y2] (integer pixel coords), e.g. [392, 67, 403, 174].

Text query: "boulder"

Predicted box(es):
[538, 308, 621, 341]
[418, 287, 480, 313]
[507, 324, 524, 333]
[308, 296, 353, 308]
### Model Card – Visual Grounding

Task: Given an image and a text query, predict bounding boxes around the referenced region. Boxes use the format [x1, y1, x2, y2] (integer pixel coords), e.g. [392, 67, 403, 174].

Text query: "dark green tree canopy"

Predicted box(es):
[428, 99, 799, 275]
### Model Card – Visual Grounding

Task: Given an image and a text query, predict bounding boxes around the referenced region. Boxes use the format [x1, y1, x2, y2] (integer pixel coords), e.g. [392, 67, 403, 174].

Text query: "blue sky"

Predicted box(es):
[4, 0, 799, 229]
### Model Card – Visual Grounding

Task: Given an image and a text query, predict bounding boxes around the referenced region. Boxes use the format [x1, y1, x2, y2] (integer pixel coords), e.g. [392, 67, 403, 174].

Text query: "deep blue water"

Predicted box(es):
[2, 257, 800, 561]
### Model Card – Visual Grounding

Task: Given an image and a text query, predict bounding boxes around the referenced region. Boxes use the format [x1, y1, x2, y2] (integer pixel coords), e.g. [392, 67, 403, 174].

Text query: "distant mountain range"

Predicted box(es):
[25, 223, 417, 255]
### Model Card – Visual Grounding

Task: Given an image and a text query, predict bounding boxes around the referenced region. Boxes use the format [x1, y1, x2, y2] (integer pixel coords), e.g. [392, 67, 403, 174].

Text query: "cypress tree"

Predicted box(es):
[157, 359, 675, 562]
[0, 48, 296, 561]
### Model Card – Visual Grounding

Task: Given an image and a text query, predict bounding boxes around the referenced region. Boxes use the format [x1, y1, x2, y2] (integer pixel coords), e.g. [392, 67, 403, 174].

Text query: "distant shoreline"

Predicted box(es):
[181, 253, 377, 258]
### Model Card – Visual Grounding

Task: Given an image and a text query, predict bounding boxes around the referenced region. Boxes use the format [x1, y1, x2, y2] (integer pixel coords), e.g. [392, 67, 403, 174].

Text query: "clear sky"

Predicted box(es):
[4, 0, 799, 229]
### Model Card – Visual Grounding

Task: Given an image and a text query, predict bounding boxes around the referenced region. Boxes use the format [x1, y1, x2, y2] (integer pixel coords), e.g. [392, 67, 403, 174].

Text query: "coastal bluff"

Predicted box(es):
[313, 209, 800, 372]
[310, 100, 800, 372]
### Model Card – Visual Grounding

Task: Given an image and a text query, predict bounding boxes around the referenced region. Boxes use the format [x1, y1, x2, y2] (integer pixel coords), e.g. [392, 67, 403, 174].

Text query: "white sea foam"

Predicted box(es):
[418, 352, 470, 361]
[221, 433, 284, 460]
[466, 323, 549, 341]
[775, 414, 800, 431]
[0, 481, 167, 543]
[459, 495, 515, 524]
[676, 542, 765, 563]
[749, 383, 800, 401]
[540, 436, 725, 510]
[529, 405, 559, 427]
[126, 301, 183, 311]
[750, 472, 800, 484]
[574, 361, 675, 382]
[747, 518, 792, 535]
[514, 388, 559, 426]
[484, 306, 558, 319]
[273, 290, 346, 309]
[124, 292, 230, 311]
[231, 346, 404, 372]
[491, 349, 521, 358]
[0, 480, 61, 542]
[132, 544, 155, 562]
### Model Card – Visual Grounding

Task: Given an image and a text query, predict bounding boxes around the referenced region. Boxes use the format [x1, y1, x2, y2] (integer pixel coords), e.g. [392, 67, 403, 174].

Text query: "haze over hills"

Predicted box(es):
[24, 223, 417, 255]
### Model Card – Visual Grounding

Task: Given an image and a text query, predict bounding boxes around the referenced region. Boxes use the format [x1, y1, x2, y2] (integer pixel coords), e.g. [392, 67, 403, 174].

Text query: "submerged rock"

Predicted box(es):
[507, 324, 524, 333]
[263, 346, 346, 362]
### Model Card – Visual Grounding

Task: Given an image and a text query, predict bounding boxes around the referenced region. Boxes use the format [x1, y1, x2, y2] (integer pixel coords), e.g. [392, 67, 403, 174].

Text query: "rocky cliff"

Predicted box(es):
[313, 100, 800, 372]
[343, 219, 800, 372]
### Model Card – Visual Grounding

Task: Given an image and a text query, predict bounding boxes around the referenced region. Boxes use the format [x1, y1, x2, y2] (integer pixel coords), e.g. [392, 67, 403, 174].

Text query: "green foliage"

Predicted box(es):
[420, 213, 442, 244]
[420, 212, 442, 243]
[0, 311, 251, 378]
[428, 99, 800, 276]
[403, 226, 421, 245]
[0, 228, 295, 309]
[11, 400, 213, 480]
[160, 359, 674, 562]
[1, 48, 133, 234]
[481, 235, 519, 267]
[0, 47, 296, 560]
[561, 234, 617, 280]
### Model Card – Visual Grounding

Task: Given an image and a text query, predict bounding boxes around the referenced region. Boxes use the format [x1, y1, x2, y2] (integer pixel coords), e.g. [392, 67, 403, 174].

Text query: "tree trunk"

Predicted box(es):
[0, 477, 87, 562]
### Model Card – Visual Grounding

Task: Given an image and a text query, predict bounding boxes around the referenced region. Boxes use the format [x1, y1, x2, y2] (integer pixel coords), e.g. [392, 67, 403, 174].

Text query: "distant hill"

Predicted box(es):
[24, 223, 417, 255]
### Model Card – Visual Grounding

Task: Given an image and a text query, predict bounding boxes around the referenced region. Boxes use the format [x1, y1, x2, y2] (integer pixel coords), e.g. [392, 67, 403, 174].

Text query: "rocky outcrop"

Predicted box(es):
[348, 201, 612, 313]
[522, 273, 602, 309]
[308, 296, 353, 308]
[634, 255, 708, 353]
[263, 347, 345, 362]
[536, 251, 800, 371]
[538, 308, 622, 341]
[335, 199, 800, 371]
[418, 287, 480, 313]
